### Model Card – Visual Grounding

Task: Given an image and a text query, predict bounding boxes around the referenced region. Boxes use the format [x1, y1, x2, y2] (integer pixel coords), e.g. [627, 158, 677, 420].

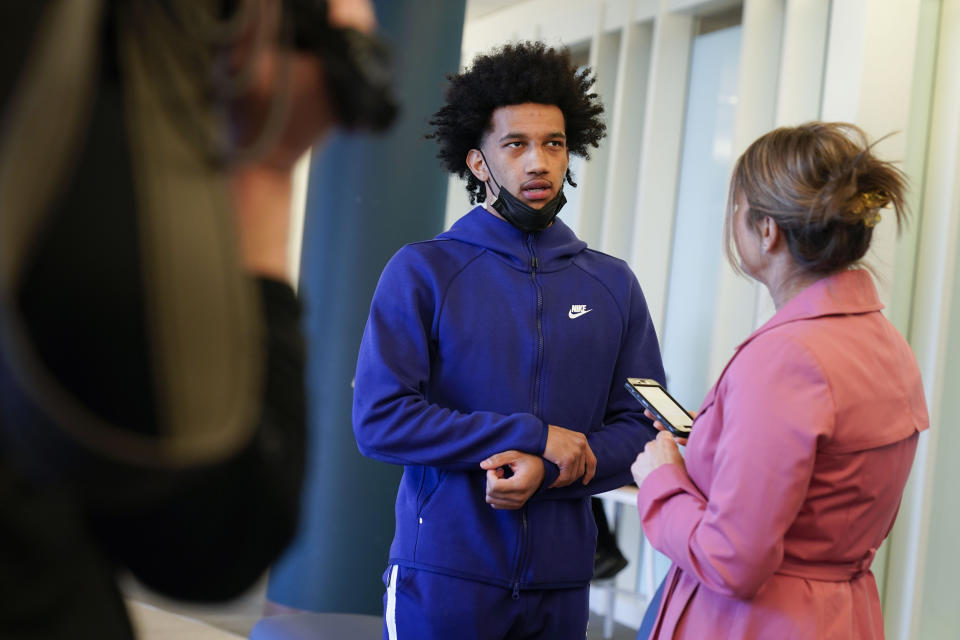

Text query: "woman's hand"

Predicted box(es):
[631, 430, 686, 487]
[643, 408, 695, 446]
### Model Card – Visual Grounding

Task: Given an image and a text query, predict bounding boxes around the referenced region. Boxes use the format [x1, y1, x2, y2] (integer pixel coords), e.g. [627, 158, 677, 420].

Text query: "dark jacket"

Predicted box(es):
[353, 206, 665, 591]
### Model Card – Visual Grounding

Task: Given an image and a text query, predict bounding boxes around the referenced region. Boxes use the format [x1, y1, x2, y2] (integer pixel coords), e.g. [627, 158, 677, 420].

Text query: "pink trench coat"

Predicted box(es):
[638, 269, 929, 639]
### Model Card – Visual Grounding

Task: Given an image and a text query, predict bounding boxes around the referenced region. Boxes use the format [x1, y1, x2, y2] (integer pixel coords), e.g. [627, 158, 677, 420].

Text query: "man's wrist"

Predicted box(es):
[538, 421, 551, 456]
[534, 458, 560, 496]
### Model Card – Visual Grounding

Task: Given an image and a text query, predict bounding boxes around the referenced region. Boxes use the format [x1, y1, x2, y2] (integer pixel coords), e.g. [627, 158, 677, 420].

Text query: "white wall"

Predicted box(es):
[661, 22, 741, 409]
[884, 2, 960, 637]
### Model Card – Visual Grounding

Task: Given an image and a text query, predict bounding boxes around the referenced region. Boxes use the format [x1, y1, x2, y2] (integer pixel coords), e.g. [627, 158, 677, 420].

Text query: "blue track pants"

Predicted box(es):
[381, 565, 589, 640]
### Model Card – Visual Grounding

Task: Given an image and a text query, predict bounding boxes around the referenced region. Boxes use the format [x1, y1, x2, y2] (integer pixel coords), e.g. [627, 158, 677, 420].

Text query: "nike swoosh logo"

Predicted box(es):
[568, 309, 593, 319]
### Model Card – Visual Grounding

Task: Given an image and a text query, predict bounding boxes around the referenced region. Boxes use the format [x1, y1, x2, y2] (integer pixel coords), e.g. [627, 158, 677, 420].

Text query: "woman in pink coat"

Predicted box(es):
[632, 122, 929, 639]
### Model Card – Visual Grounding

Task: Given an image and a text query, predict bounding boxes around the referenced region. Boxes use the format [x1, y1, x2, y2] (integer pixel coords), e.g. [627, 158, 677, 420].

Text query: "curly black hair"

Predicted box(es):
[427, 41, 606, 204]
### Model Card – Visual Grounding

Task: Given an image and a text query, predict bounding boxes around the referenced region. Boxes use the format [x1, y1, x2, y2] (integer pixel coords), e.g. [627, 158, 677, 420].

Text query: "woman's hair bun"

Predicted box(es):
[726, 122, 907, 276]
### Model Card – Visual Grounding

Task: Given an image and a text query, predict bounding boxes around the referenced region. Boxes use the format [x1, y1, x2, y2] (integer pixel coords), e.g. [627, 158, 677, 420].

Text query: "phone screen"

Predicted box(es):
[625, 378, 693, 435]
[638, 386, 693, 430]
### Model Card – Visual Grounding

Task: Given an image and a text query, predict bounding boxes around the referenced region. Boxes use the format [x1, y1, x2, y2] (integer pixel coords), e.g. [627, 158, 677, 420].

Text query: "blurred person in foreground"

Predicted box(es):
[631, 122, 929, 639]
[0, 0, 394, 638]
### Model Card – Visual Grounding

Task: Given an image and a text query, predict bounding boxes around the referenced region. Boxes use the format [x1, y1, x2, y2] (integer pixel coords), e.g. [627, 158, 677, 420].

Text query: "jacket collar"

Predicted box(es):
[736, 269, 884, 352]
[438, 205, 587, 271]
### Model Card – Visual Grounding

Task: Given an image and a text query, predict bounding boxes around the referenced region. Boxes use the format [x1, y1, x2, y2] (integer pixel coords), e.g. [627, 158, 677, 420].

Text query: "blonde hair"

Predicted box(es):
[724, 122, 908, 276]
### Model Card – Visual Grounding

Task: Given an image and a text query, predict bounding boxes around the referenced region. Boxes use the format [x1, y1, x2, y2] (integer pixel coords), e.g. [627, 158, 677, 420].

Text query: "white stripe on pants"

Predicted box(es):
[386, 565, 399, 640]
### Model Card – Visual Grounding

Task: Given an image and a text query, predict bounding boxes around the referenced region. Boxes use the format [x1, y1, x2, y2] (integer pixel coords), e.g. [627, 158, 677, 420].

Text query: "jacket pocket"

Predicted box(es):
[416, 468, 446, 517]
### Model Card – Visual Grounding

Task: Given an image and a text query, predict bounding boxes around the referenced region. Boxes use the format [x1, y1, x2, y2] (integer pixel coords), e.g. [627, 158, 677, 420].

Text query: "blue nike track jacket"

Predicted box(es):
[353, 206, 665, 592]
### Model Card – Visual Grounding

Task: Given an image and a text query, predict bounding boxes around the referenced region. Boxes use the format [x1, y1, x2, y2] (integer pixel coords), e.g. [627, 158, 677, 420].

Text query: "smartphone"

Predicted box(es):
[624, 378, 694, 437]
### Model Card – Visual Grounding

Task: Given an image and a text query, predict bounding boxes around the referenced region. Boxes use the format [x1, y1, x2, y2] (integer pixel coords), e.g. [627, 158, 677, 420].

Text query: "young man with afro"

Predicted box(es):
[353, 41, 665, 639]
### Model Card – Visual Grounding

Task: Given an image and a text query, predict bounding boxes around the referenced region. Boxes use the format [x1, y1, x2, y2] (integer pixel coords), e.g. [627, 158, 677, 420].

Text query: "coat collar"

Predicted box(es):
[736, 269, 884, 352]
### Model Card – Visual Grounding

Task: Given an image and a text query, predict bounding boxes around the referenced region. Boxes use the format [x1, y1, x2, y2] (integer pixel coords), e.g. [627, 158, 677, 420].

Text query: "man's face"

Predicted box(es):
[468, 103, 569, 209]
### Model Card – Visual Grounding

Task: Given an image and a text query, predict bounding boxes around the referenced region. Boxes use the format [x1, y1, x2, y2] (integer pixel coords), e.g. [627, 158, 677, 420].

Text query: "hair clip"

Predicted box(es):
[861, 189, 888, 208]
[852, 189, 888, 227]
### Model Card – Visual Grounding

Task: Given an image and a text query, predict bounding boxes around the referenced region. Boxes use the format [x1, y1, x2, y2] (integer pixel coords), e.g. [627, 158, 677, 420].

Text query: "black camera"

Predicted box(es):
[286, 0, 399, 132]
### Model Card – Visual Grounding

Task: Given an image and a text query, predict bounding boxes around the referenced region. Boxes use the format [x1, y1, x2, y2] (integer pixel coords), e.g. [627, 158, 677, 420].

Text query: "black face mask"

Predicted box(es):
[480, 151, 566, 232]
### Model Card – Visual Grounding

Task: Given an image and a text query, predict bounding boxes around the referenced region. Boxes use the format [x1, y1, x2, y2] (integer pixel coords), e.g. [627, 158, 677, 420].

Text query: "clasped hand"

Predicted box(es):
[543, 424, 596, 488]
[480, 451, 544, 510]
[480, 424, 597, 510]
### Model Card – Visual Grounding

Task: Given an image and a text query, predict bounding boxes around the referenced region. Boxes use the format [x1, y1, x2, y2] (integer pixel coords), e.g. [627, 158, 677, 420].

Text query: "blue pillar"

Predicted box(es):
[267, 0, 466, 614]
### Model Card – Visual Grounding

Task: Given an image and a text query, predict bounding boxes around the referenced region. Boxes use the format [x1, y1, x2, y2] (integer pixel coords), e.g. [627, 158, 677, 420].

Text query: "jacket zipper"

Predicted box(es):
[512, 509, 528, 599]
[512, 235, 542, 598]
[528, 235, 543, 417]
